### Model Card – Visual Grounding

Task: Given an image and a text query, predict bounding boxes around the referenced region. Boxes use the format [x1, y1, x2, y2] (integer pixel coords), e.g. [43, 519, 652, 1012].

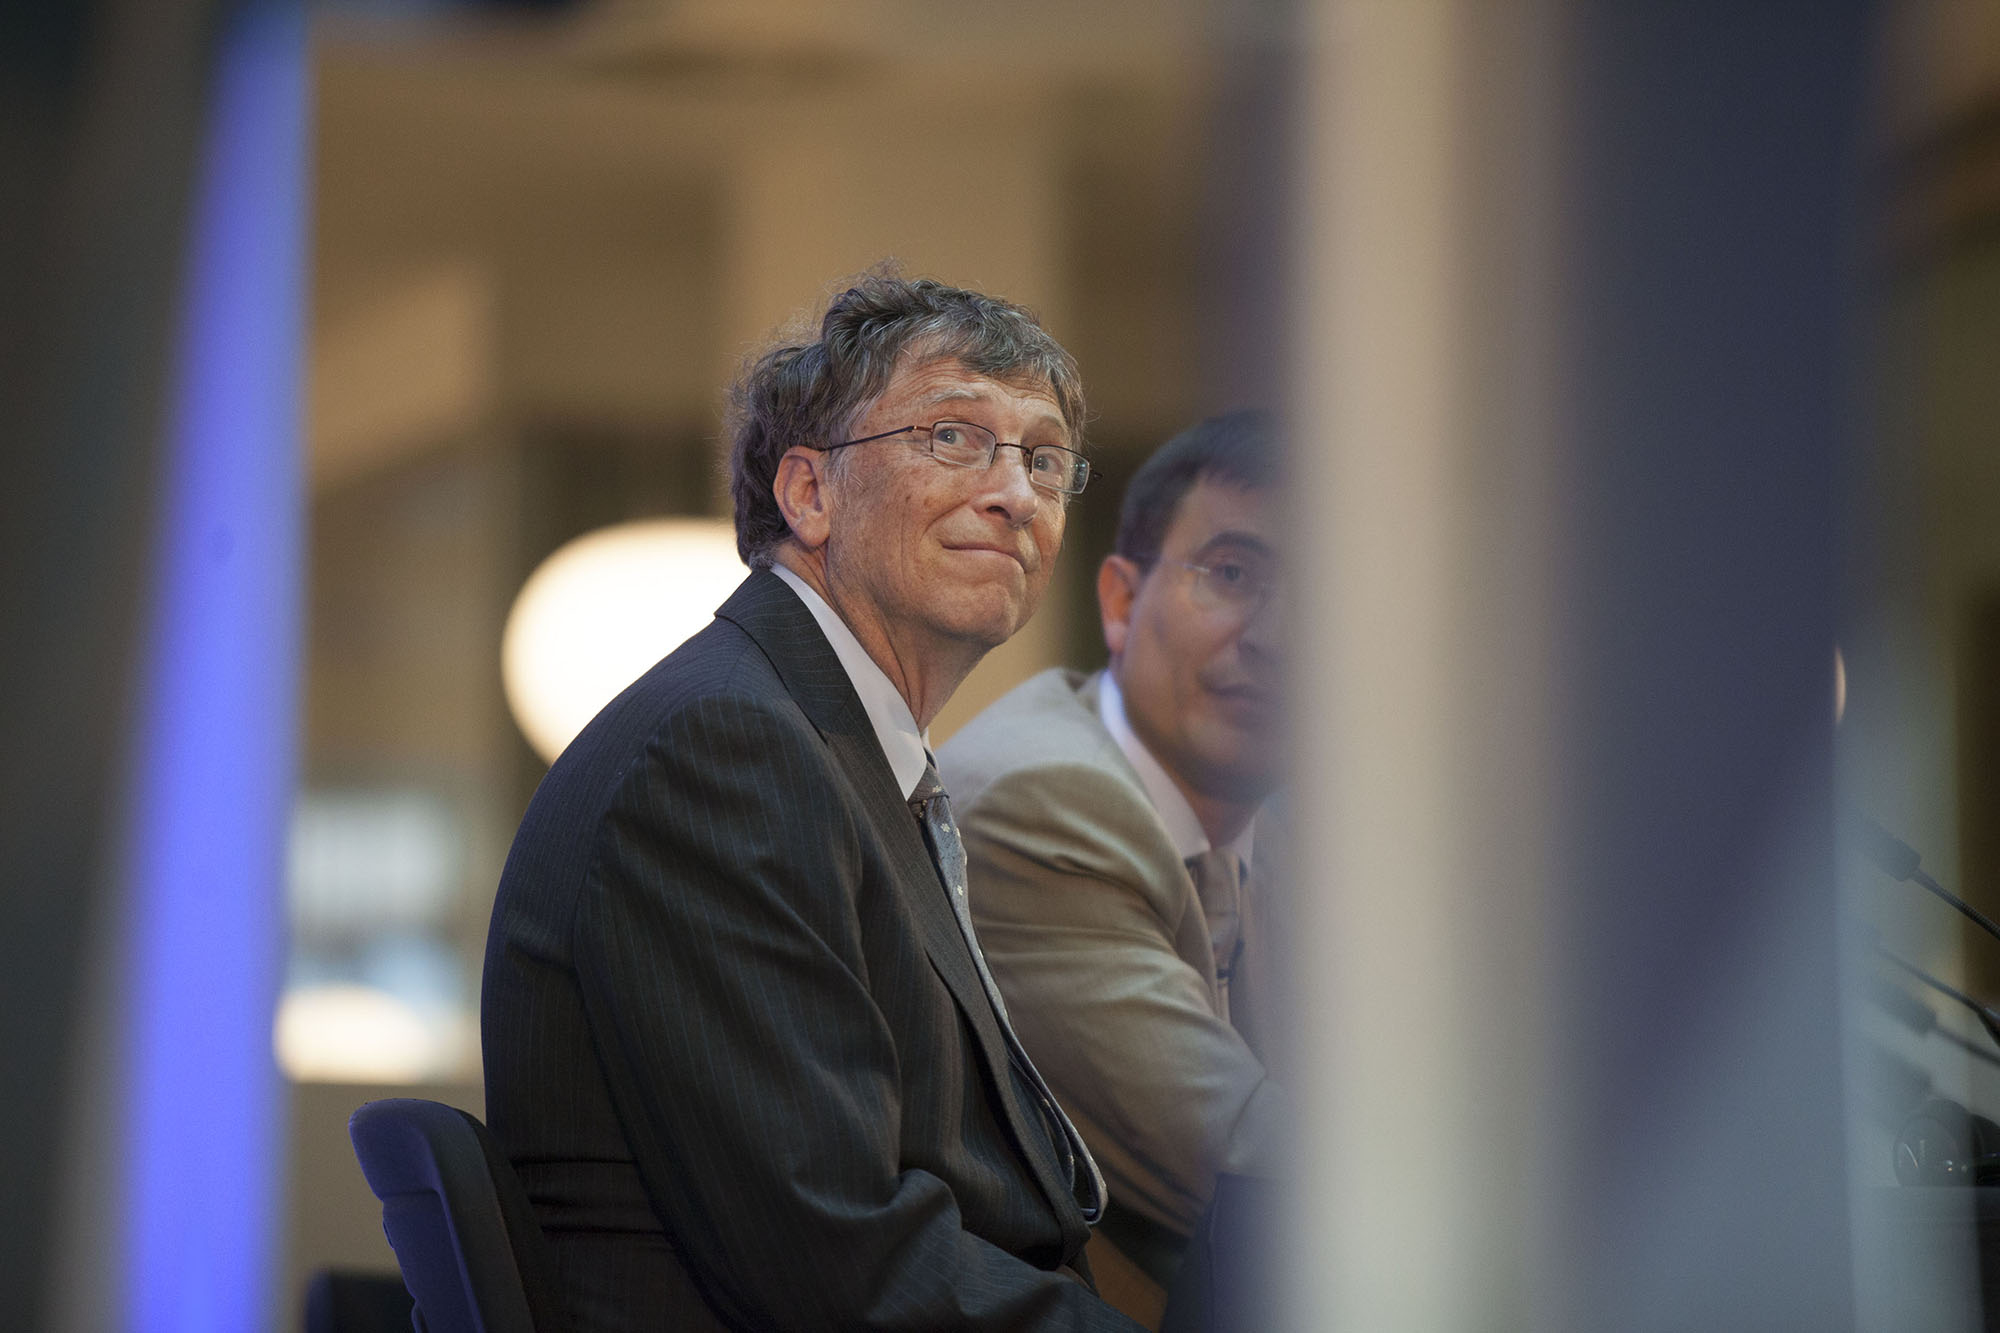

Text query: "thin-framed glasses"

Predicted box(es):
[1168, 552, 1280, 618]
[814, 420, 1091, 495]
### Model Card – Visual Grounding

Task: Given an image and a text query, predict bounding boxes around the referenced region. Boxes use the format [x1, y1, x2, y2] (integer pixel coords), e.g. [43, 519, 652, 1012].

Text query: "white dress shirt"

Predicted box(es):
[772, 564, 931, 800]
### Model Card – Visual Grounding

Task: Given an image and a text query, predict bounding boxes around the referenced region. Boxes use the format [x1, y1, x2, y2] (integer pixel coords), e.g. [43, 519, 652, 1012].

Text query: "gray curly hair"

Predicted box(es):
[725, 271, 1085, 567]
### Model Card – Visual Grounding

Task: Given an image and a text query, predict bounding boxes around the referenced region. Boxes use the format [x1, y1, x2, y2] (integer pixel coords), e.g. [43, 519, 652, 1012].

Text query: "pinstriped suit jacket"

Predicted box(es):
[482, 570, 1142, 1332]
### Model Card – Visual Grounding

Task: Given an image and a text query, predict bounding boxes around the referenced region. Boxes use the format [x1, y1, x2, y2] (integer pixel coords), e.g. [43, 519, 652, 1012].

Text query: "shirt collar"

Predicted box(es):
[772, 564, 932, 800]
[1099, 669, 1256, 869]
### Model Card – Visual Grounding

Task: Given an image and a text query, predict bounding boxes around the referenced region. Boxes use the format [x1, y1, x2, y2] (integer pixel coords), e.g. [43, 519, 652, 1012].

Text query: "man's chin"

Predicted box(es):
[1205, 690, 1282, 741]
[932, 590, 1038, 652]
[1190, 727, 1283, 802]
[947, 614, 1026, 655]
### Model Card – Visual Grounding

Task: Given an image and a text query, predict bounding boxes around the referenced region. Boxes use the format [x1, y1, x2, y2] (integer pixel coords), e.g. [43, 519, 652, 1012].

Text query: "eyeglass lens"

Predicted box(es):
[926, 421, 1088, 494]
[1189, 555, 1278, 614]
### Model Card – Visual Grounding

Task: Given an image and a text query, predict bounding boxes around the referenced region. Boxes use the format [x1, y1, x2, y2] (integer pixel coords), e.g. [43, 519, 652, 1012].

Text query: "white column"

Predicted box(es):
[1288, 0, 1560, 1326]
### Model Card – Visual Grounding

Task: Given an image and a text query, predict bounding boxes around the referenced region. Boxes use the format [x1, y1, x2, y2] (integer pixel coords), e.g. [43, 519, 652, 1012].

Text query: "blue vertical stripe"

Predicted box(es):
[123, 1, 306, 1327]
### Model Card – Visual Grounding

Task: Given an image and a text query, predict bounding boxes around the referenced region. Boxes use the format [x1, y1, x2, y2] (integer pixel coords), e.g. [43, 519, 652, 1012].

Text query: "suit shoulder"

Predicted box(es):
[939, 668, 1121, 794]
[488, 617, 851, 973]
[567, 620, 791, 765]
[502, 619, 814, 868]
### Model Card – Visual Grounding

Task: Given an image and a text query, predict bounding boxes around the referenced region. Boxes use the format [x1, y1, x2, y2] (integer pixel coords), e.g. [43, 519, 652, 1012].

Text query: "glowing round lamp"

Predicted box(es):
[503, 519, 747, 764]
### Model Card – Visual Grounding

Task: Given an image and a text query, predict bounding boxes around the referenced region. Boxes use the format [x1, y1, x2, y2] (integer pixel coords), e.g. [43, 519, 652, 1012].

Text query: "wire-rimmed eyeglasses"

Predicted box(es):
[1165, 553, 1281, 619]
[813, 420, 1091, 496]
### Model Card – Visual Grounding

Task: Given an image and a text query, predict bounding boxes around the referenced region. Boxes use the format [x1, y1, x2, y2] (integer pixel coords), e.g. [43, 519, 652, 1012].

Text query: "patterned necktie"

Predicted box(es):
[910, 762, 1105, 1222]
[1184, 847, 1246, 1025]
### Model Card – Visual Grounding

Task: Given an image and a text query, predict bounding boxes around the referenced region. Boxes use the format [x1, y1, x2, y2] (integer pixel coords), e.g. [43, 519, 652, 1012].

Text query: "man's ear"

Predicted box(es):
[1098, 554, 1142, 659]
[773, 448, 833, 550]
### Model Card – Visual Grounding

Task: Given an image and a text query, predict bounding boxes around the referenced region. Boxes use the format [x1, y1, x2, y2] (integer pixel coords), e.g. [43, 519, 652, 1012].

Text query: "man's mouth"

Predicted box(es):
[944, 543, 1029, 572]
[1205, 679, 1278, 713]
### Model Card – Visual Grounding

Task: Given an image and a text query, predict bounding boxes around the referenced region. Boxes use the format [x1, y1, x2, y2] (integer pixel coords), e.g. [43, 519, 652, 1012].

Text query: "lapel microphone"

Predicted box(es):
[1875, 945, 2000, 1061]
[1849, 814, 2000, 946]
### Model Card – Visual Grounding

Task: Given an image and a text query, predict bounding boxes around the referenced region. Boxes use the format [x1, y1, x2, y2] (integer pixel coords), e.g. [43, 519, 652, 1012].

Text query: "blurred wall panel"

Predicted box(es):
[1554, 5, 1868, 1328]
[1845, 30, 2000, 1322]
[0, 0, 219, 1328]
[1290, 0, 1872, 1327]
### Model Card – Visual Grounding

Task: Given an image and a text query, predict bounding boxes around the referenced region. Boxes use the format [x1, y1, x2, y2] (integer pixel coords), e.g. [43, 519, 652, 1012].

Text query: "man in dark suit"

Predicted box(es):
[482, 274, 1145, 1331]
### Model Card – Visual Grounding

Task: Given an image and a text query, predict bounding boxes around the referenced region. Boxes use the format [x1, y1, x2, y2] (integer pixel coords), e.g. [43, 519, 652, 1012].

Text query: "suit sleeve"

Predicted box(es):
[571, 693, 1144, 1332]
[958, 761, 1293, 1237]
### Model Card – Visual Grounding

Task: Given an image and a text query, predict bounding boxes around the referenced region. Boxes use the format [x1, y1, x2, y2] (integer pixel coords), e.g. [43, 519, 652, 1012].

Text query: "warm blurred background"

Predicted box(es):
[9, 0, 2000, 1328]
[286, 0, 1276, 1313]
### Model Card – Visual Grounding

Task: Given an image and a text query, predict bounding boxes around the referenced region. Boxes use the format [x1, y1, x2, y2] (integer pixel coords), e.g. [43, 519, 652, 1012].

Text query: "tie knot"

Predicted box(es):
[909, 762, 946, 810]
[1185, 847, 1242, 898]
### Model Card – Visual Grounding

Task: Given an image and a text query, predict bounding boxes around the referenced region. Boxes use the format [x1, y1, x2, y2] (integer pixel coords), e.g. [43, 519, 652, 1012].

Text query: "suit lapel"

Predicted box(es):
[830, 724, 1088, 1244]
[1073, 670, 1228, 1007]
[714, 570, 865, 741]
[1078, 668, 1283, 1089]
[717, 572, 1084, 1236]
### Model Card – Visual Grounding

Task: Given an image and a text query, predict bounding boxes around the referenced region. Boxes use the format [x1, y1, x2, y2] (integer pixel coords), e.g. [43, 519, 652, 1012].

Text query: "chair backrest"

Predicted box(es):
[303, 1268, 416, 1333]
[348, 1098, 572, 1333]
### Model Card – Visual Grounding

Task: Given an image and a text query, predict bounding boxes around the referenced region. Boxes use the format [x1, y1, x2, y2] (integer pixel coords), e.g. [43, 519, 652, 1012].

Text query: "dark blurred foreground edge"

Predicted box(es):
[0, 0, 222, 1325]
[1159, 1174, 1278, 1333]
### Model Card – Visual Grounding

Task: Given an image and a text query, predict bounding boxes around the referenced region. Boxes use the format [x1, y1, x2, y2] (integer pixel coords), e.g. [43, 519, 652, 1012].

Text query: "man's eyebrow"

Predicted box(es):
[1193, 530, 1276, 559]
[918, 387, 1024, 412]
[919, 388, 1070, 439]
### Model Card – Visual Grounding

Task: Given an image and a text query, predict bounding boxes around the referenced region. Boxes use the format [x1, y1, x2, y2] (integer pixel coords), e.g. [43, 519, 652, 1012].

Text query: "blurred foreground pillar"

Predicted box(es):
[0, 0, 218, 1329]
[114, 4, 307, 1328]
[1289, 1, 1872, 1328]
[34, 1, 308, 1328]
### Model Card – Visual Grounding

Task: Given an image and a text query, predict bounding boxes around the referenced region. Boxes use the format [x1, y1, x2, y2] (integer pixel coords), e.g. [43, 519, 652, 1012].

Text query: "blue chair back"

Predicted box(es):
[348, 1098, 571, 1333]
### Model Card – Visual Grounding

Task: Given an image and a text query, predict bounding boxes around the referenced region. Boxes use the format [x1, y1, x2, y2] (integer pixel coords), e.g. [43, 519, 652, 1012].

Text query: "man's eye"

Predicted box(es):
[934, 427, 962, 446]
[1214, 562, 1249, 585]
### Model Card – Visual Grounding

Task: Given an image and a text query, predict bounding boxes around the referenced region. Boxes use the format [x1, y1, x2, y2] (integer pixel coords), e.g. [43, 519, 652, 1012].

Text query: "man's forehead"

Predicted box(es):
[1165, 477, 1276, 551]
[882, 358, 1063, 419]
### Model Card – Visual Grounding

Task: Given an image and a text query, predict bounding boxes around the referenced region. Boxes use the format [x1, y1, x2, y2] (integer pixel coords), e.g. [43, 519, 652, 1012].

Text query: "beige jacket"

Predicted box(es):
[939, 668, 1291, 1252]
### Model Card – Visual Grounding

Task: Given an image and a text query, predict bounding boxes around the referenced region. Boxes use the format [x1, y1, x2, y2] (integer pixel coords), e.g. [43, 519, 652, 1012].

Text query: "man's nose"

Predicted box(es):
[980, 446, 1043, 527]
[1238, 582, 1282, 659]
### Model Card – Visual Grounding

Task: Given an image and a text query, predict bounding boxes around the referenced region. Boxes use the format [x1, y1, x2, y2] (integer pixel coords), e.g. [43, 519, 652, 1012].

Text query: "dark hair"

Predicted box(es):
[1114, 410, 1278, 566]
[726, 271, 1085, 567]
